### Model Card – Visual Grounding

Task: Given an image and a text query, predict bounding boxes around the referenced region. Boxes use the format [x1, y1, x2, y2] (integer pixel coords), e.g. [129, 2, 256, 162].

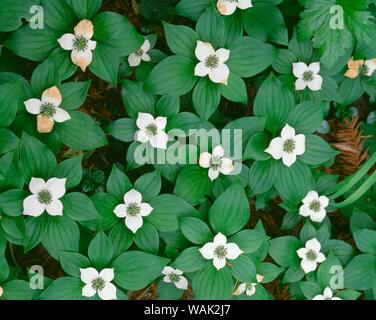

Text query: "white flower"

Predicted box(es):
[162, 266, 188, 290]
[128, 39, 151, 67]
[23, 177, 66, 217]
[135, 113, 168, 150]
[113, 189, 153, 234]
[0, 286, 3, 297]
[299, 191, 329, 223]
[217, 0, 253, 15]
[24, 86, 71, 133]
[297, 238, 326, 274]
[194, 41, 230, 85]
[265, 124, 305, 167]
[199, 232, 243, 271]
[293, 62, 323, 91]
[199, 145, 234, 181]
[233, 274, 264, 297]
[313, 287, 341, 300]
[58, 19, 97, 72]
[345, 57, 376, 78]
[80, 268, 117, 300]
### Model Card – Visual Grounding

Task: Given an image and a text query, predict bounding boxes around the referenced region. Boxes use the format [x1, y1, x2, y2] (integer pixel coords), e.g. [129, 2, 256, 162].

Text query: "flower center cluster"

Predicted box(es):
[309, 200, 321, 212]
[73, 36, 89, 51]
[214, 245, 227, 259]
[91, 277, 106, 291]
[146, 123, 158, 137]
[37, 189, 53, 205]
[127, 202, 140, 217]
[359, 64, 369, 76]
[205, 55, 219, 69]
[283, 139, 296, 153]
[135, 48, 144, 57]
[210, 156, 222, 170]
[305, 249, 318, 262]
[303, 71, 314, 82]
[245, 283, 255, 291]
[40, 103, 56, 118]
[169, 273, 181, 283]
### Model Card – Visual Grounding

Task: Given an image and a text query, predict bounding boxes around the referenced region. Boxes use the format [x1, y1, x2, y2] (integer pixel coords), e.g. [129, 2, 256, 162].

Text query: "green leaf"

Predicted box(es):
[53, 156, 83, 189]
[192, 77, 221, 121]
[209, 183, 249, 236]
[164, 22, 198, 58]
[228, 37, 277, 78]
[174, 246, 208, 272]
[317, 251, 342, 288]
[299, 281, 322, 300]
[25, 215, 48, 251]
[42, 216, 80, 260]
[2, 280, 35, 300]
[174, 166, 211, 206]
[0, 82, 24, 128]
[157, 278, 184, 300]
[0, 0, 33, 32]
[134, 170, 161, 202]
[31, 59, 61, 97]
[91, 192, 119, 231]
[39, 277, 83, 300]
[254, 73, 295, 134]
[41, 0, 75, 32]
[175, 0, 211, 21]
[145, 55, 197, 96]
[109, 222, 134, 258]
[5, 26, 59, 61]
[62, 193, 99, 222]
[220, 73, 248, 104]
[71, 0, 102, 19]
[344, 254, 376, 290]
[93, 12, 143, 57]
[89, 43, 119, 86]
[244, 132, 271, 161]
[0, 189, 27, 217]
[107, 118, 137, 143]
[230, 230, 268, 254]
[231, 254, 257, 283]
[88, 231, 113, 269]
[0, 129, 20, 154]
[269, 236, 301, 267]
[112, 251, 169, 290]
[156, 95, 180, 118]
[106, 165, 132, 202]
[18, 133, 57, 181]
[287, 101, 326, 134]
[134, 222, 160, 255]
[59, 252, 91, 277]
[248, 159, 278, 196]
[55, 111, 107, 150]
[242, 3, 288, 45]
[353, 228, 376, 255]
[59, 81, 91, 111]
[180, 217, 213, 245]
[283, 264, 304, 283]
[274, 161, 313, 204]
[147, 194, 199, 232]
[300, 135, 338, 166]
[258, 262, 284, 283]
[338, 77, 364, 107]
[192, 264, 233, 299]
[196, 7, 225, 47]
[122, 80, 156, 119]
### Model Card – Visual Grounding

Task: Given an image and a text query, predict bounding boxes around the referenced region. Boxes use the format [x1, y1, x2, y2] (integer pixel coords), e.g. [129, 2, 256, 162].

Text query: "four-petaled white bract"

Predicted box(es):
[233, 274, 263, 297]
[217, 0, 253, 16]
[80, 267, 117, 300]
[199, 232, 243, 270]
[299, 191, 329, 223]
[293, 62, 323, 91]
[23, 177, 67, 217]
[297, 238, 326, 274]
[313, 287, 341, 300]
[0, 286, 3, 298]
[199, 145, 234, 181]
[58, 19, 97, 72]
[135, 112, 169, 149]
[113, 188, 153, 234]
[265, 124, 305, 167]
[128, 39, 151, 67]
[24, 86, 71, 133]
[162, 266, 188, 290]
[194, 41, 230, 85]
[345, 57, 376, 78]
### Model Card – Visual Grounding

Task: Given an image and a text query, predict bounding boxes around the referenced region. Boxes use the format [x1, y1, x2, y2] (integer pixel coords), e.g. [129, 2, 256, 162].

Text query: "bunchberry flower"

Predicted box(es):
[128, 39, 151, 67]
[293, 62, 323, 91]
[297, 238, 326, 274]
[135, 112, 168, 150]
[299, 191, 329, 223]
[217, 0, 253, 16]
[199, 145, 234, 181]
[162, 266, 188, 290]
[80, 268, 117, 300]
